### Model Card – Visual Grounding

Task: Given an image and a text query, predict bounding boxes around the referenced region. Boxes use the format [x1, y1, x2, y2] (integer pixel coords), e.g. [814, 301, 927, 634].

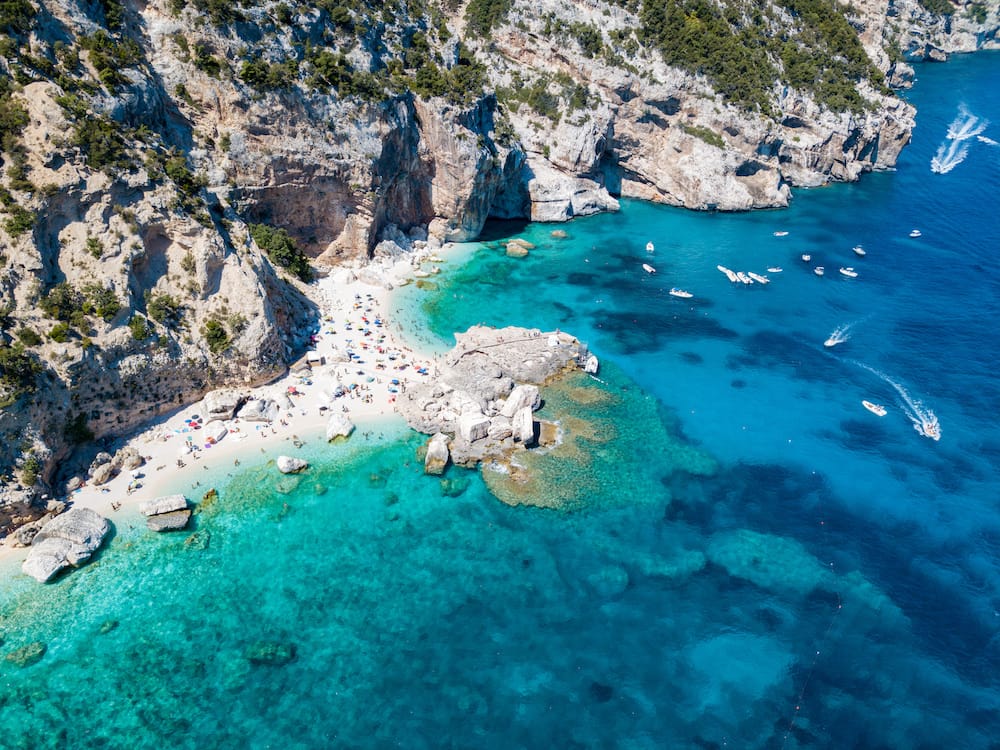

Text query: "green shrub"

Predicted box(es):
[248, 223, 313, 282]
[0, 344, 41, 395]
[164, 154, 203, 196]
[39, 282, 83, 321]
[16, 326, 41, 346]
[0, 0, 34, 35]
[19, 453, 40, 485]
[682, 124, 726, 149]
[145, 291, 181, 326]
[967, 2, 987, 22]
[128, 315, 151, 340]
[3, 205, 34, 237]
[82, 284, 121, 321]
[918, 0, 955, 14]
[72, 116, 129, 172]
[86, 236, 103, 258]
[48, 321, 71, 342]
[202, 319, 229, 353]
[64, 412, 94, 444]
[465, 0, 512, 36]
[0, 93, 29, 148]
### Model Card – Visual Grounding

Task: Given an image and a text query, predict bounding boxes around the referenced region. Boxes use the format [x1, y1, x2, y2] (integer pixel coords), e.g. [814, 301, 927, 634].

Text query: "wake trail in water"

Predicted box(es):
[824, 323, 853, 348]
[932, 105, 989, 174]
[850, 361, 941, 440]
[978, 135, 999, 146]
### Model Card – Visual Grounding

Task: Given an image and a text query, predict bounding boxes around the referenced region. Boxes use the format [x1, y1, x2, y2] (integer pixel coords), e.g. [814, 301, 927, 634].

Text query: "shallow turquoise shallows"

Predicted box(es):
[4, 53, 1000, 749]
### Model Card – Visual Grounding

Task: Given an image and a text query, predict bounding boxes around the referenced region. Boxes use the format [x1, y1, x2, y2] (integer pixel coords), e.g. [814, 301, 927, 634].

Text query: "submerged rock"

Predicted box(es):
[5, 641, 46, 667]
[22, 508, 110, 583]
[245, 640, 296, 666]
[184, 530, 211, 550]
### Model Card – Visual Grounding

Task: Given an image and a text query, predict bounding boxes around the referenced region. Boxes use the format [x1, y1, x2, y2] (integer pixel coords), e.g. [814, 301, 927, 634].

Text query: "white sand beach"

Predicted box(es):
[1, 247, 456, 563]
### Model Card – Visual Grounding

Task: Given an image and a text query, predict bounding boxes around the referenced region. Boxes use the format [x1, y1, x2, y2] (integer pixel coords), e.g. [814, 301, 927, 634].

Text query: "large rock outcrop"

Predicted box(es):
[22, 508, 111, 583]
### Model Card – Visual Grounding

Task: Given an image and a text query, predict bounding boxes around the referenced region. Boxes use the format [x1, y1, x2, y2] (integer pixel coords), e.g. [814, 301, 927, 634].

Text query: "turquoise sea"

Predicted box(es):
[3, 54, 1000, 748]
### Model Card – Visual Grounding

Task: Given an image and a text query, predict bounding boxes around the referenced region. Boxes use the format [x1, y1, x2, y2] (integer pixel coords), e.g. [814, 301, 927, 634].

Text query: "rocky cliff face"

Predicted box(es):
[0, 0, 989, 499]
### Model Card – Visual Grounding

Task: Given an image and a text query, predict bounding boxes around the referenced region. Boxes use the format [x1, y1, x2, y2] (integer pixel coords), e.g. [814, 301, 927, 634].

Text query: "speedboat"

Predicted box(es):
[642, 263, 656, 274]
[717, 265, 738, 282]
[736, 271, 752, 284]
[839, 267, 858, 278]
[915, 413, 941, 441]
[862, 400, 887, 417]
[852, 245, 866, 257]
[801, 253, 812, 262]
[774, 231, 789, 237]
[646, 241, 655, 253]
[909, 229, 922, 238]
[748, 272, 770, 284]
[669, 288, 693, 298]
[814, 266, 825, 276]
[767, 267, 783, 273]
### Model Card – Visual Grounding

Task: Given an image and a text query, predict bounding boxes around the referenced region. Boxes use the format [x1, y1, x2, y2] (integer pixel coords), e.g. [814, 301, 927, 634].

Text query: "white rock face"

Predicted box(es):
[22, 508, 110, 583]
[276, 456, 308, 474]
[424, 433, 450, 476]
[138, 494, 189, 517]
[203, 389, 246, 421]
[499, 384, 541, 418]
[458, 413, 491, 442]
[512, 407, 535, 446]
[325, 414, 355, 441]
[238, 399, 279, 423]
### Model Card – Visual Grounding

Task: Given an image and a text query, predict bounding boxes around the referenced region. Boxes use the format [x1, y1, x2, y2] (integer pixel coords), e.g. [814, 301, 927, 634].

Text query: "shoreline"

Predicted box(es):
[1, 244, 464, 567]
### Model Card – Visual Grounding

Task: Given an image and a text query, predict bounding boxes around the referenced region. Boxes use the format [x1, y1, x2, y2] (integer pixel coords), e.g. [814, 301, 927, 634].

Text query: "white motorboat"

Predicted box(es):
[646, 241, 655, 252]
[736, 271, 752, 284]
[774, 231, 789, 237]
[717, 265, 738, 282]
[669, 288, 693, 298]
[801, 254, 812, 262]
[814, 266, 825, 276]
[909, 229, 922, 238]
[839, 267, 858, 278]
[748, 272, 770, 284]
[767, 267, 783, 273]
[915, 413, 941, 440]
[862, 400, 887, 417]
[852, 245, 866, 257]
[642, 263, 656, 274]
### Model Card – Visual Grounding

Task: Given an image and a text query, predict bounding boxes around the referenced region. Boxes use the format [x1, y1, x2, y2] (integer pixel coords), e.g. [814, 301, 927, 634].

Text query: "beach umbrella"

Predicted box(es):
[390, 378, 400, 385]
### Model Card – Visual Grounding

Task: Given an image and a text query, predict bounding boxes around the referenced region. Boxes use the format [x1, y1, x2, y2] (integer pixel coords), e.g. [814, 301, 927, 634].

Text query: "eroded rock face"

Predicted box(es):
[147, 509, 192, 532]
[325, 414, 355, 442]
[139, 494, 188, 516]
[424, 433, 450, 476]
[203, 389, 247, 422]
[22, 508, 110, 583]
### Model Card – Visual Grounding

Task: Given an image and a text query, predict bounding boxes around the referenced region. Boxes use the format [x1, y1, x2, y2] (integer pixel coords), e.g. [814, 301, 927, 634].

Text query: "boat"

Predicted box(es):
[852, 245, 866, 257]
[915, 413, 941, 441]
[646, 241, 655, 252]
[909, 229, 922, 238]
[717, 265, 738, 282]
[669, 288, 693, 298]
[767, 267, 783, 273]
[748, 272, 770, 284]
[642, 263, 656, 274]
[736, 271, 752, 284]
[801, 254, 812, 262]
[814, 266, 825, 276]
[862, 400, 887, 417]
[839, 267, 858, 278]
[773, 231, 789, 237]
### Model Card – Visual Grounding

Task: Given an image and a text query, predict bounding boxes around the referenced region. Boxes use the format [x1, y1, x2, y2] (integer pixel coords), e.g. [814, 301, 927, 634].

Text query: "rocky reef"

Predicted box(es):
[397, 325, 593, 473]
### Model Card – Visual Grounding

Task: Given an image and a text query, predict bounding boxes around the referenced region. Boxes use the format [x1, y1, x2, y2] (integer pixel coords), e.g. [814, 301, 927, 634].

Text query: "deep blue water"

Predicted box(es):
[2, 54, 1000, 749]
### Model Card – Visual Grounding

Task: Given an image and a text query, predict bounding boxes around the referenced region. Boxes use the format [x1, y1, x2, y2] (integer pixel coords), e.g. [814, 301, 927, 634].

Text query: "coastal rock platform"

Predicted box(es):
[397, 326, 595, 469]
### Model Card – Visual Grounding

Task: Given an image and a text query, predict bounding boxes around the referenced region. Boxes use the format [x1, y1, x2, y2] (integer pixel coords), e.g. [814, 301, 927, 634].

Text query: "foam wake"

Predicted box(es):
[852, 361, 941, 440]
[931, 105, 989, 174]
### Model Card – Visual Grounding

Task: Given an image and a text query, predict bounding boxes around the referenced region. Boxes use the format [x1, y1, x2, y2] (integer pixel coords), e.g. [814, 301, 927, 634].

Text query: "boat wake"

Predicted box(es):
[932, 105, 989, 174]
[824, 323, 853, 348]
[853, 362, 941, 441]
[978, 135, 999, 146]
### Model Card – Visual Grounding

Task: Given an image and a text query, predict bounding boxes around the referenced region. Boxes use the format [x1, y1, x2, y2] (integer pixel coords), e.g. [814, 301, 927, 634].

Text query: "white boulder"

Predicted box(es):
[458, 412, 490, 442]
[512, 407, 535, 445]
[499, 384, 541, 418]
[238, 399, 279, 422]
[203, 388, 246, 421]
[326, 413, 355, 441]
[22, 508, 110, 583]
[277, 455, 308, 474]
[139, 494, 188, 517]
[424, 433, 450, 475]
